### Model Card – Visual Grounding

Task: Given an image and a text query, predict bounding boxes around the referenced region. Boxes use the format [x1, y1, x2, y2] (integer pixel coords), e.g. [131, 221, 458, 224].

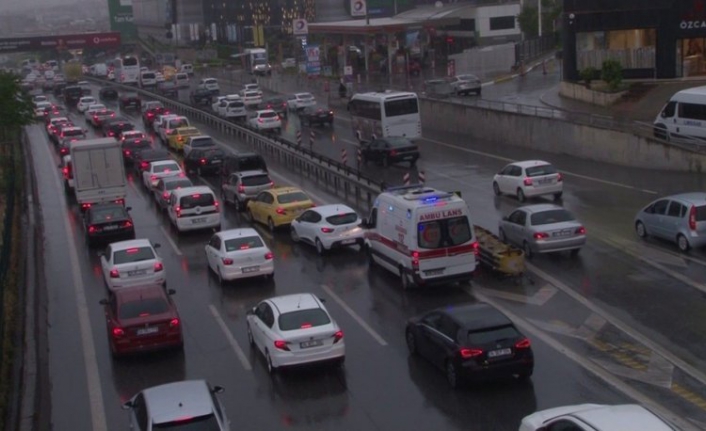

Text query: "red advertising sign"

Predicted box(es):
[0, 32, 121, 53]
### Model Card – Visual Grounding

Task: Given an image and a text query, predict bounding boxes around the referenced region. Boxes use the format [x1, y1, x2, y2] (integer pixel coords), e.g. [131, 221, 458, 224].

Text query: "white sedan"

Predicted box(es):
[242, 91, 262, 108]
[120, 130, 147, 142]
[290, 204, 364, 254]
[204, 228, 274, 285]
[76, 96, 97, 113]
[519, 404, 677, 431]
[100, 239, 165, 291]
[83, 103, 107, 121]
[142, 160, 183, 189]
[492, 160, 563, 202]
[248, 110, 281, 132]
[34, 101, 52, 118]
[246, 293, 345, 374]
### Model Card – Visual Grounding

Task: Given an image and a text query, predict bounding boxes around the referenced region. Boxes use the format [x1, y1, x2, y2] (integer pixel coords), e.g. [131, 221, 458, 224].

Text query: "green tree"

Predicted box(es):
[517, 0, 563, 38]
[0, 71, 35, 143]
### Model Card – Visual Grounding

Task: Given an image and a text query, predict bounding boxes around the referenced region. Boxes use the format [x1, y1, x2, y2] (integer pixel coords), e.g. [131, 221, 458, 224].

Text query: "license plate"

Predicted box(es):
[341, 239, 355, 245]
[211, 160, 222, 164]
[403, 155, 413, 160]
[538, 178, 552, 184]
[127, 269, 146, 276]
[137, 327, 158, 336]
[488, 348, 512, 358]
[425, 269, 443, 276]
[192, 217, 207, 224]
[103, 225, 119, 231]
[300, 340, 323, 349]
[553, 230, 573, 237]
[242, 265, 260, 273]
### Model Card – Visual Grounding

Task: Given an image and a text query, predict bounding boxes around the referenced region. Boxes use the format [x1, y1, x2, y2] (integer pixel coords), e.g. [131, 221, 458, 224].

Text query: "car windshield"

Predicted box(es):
[224, 236, 264, 252]
[113, 247, 155, 264]
[278, 309, 331, 331]
[91, 206, 126, 222]
[180, 193, 215, 208]
[525, 164, 557, 177]
[417, 216, 472, 249]
[277, 192, 309, 204]
[165, 179, 192, 190]
[326, 213, 358, 225]
[530, 209, 575, 225]
[154, 163, 180, 173]
[466, 325, 519, 345]
[118, 297, 169, 320]
[153, 413, 220, 430]
[241, 174, 270, 186]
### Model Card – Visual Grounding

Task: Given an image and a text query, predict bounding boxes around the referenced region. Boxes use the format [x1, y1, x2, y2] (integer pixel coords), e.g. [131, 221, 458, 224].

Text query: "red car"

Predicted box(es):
[100, 284, 183, 357]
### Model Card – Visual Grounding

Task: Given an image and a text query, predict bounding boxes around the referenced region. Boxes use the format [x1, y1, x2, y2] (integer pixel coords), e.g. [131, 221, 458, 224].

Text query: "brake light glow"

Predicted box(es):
[575, 226, 586, 235]
[191, 194, 201, 198]
[389, 149, 398, 156]
[533, 232, 549, 239]
[126, 248, 139, 254]
[150, 175, 157, 182]
[265, 251, 274, 260]
[162, 191, 170, 199]
[109, 269, 119, 278]
[301, 323, 312, 329]
[557, 172, 563, 182]
[175, 206, 181, 217]
[169, 318, 180, 328]
[237, 184, 245, 193]
[112, 327, 125, 337]
[471, 241, 480, 256]
[122, 221, 133, 228]
[275, 207, 286, 215]
[321, 227, 334, 233]
[154, 262, 163, 272]
[274, 340, 290, 351]
[88, 225, 99, 234]
[333, 330, 344, 343]
[124, 150, 131, 156]
[689, 206, 697, 230]
[200, 158, 207, 164]
[222, 257, 233, 265]
[515, 338, 531, 349]
[215, 201, 220, 212]
[523, 178, 533, 186]
[460, 348, 483, 358]
[411, 251, 419, 270]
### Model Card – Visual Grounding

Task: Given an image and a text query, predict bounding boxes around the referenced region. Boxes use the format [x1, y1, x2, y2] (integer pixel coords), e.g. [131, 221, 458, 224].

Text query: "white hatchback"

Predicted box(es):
[142, 160, 183, 189]
[249, 110, 281, 132]
[246, 293, 345, 374]
[204, 228, 274, 284]
[84, 103, 107, 121]
[242, 91, 262, 107]
[100, 239, 165, 291]
[77, 96, 97, 113]
[287, 93, 316, 111]
[492, 160, 563, 202]
[290, 204, 364, 254]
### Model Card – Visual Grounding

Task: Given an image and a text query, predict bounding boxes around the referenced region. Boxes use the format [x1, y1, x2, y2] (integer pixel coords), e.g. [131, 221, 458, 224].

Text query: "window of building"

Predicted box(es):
[576, 28, 656, 70]
[489, 16, 515, 31]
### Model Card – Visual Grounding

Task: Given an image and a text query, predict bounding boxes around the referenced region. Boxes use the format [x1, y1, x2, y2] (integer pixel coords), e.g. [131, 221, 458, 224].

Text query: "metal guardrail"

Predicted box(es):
[84, 77, 384, 211]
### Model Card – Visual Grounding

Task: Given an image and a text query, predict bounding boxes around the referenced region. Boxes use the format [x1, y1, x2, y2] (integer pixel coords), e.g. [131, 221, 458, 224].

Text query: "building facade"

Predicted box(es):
[563, 0, 706, 80]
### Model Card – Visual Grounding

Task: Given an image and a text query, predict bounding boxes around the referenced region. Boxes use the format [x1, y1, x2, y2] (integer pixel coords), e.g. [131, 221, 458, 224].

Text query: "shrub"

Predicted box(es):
[579, 67, 598, 88]
[601, 59, 623, 92]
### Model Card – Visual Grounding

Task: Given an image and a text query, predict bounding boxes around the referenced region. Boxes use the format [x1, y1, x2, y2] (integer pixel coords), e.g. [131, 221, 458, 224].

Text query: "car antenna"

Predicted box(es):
[297, 295, 302, 309]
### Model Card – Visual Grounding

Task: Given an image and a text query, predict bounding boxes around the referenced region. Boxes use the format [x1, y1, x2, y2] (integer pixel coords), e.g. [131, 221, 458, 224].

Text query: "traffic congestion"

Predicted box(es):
[20, 55, 706, 430]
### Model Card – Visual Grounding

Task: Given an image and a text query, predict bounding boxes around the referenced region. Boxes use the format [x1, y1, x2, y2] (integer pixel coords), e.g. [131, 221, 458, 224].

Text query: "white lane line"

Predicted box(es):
[208, 304, 252, 371]
[524, 261, 706, 387]
[421, 136, 659, 194]
[470, 288, 699, 431]
[320, 284, 388, 346]
[159, 225, 183, 256]
[40, 133, 109, 431]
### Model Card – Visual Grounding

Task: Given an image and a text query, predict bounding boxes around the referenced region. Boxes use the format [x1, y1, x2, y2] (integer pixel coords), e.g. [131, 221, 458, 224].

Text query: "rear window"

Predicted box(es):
[232, 156, 266, 172]
[241, 174, 271, 186]
[695, 205, 706, 221]
[91, 206, 126, 222]
[192, 138, 213, 147]
[525, 164, 557, 177]
[326, 213, 358, 225]
[63, 129, 84, 137]
[228, 101, 245, 108]
[467, 325, 520, 345]
[169, 119, 189, 128]
[165, 179, 192, 191]
[260, 111, 277, 118]
[224, 236, 264, 252]
[153, 414, 220, 430]
[118, 298, 169, 320]
[176, 73, 188, 79]
[142, 72, 156, 79]
[278, 309, 331, 331]
[113, 247, 155, 264]
[245, 91, 259, 97]
[417, 216, 472, 249]
[154, 163, 180, 173]
[298, 94, 313, 100]
[386, 137, 414, 148]
[530, 209, 575, 226]
[204, 79, 217, 84]
[180, 193, 215, 208]
[277, 192, 309, 204]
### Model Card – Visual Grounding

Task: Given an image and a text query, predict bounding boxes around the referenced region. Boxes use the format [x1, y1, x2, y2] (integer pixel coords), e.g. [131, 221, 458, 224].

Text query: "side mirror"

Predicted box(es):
[125, 206, 132, 211]
[661, 111, 667, 118]
[212, 385, 225, 394]
[99, 299, 108, 305]
[122, 401, 133, 410]
[167, 289, 176, 295]
[153, 243, 161, 249]
[319, 297, 326, 303]
[361, 218, 370, 228]
[96, 251, 104, 257]
[247, 307, 255, 316]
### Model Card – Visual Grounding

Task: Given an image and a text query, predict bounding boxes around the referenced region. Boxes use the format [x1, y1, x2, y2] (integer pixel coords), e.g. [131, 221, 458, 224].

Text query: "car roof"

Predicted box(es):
[176, 127, 199, 133]
[311, 204, 356, 217]
[511, 160, 552, 168]
[152, 159, 180, 166]
[518, 204, 565, 214]
[661, 192, 706, 204]
[268, 293, 322, 314]
[271, 187, 305, 196]
[256, 109, 276, 115]
[142, 380, 215, 424]
[109, 239, 153, 251]
[570, 404, 675, 430]
[234, 169, 268, 178]
[218, 228, 261, 241]
[440, 302, 513, 331]
[114, 283, 166, 303]
[189, 135, 212, 141]
[295, 92, 313, 97]
[172, 185, 214, 197]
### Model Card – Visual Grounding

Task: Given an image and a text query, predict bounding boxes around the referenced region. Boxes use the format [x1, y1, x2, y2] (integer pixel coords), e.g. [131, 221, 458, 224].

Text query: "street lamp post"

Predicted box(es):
[538, 0, 542, 38]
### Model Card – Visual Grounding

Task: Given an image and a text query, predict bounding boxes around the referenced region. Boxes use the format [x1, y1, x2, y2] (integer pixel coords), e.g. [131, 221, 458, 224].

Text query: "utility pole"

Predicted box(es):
[538, 0, 542, 37]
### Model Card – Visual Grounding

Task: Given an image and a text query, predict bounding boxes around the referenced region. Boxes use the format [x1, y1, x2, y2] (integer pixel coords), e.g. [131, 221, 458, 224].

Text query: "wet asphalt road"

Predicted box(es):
[31, 79, 706, 430]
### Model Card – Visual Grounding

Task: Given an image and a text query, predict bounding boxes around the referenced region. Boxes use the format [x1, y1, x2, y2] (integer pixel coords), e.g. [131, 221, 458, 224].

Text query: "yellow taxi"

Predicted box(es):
[166, 126, 201, 151]
[246, 187, 315, 231]
[161, 65, 177, 81]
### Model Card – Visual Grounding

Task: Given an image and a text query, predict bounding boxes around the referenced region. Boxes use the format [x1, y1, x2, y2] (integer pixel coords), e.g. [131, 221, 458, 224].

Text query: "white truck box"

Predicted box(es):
[70, 138, 126, 210]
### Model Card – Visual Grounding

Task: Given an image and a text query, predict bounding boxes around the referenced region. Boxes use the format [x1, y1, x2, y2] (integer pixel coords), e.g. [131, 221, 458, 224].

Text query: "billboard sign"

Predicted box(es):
[305, 44, 321, 76]
[108, 0, 137, 41]
[351, 0, 367, 17]
[293, 19, 309, 36]
[0, 32, 121, 53]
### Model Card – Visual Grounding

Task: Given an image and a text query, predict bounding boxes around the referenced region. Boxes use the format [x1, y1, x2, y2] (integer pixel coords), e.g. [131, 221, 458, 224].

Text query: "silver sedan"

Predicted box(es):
[498, 204, 586, 258]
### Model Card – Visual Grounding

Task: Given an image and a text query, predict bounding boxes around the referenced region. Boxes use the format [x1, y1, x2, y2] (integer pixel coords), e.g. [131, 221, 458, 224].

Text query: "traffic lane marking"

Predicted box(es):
[38, 128, 109, 431]
[159, 225, 183, 256]
[320, 284, 388, 346]
[209, 304, 253, 371]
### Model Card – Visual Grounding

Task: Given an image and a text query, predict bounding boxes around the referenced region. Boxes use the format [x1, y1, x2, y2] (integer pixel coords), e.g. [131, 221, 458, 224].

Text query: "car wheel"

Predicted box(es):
[635, 221, 647, 238]
[498, 228, 507, 243]
[523, 241, 533, 259]
[217, 268, 224, 286]
[446, 360, 460, 389]
[492, 182, 501, 196]
[315, 238, 325, 255]
[266, 350, 277, 374]
[405, 329, 417, 355]
[290, 226, 300, 242]
[554, 191, 563, 201]
[246, 323, 254, 346]
[517, 188, 526, 202]
[267, 217, 276, 232]
[677, 234, 690, 252]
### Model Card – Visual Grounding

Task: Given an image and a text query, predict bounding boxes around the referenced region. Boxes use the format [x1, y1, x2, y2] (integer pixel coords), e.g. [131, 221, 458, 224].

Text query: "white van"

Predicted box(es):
[140, 71, 157, 88]
[167, 186, 221, 233]
[180, 63, 194, 76]
[654, 86, 706, 142]
[174, 72, 190, 88]
[91, 63, 108, 77]
[363, 186, 478, 290]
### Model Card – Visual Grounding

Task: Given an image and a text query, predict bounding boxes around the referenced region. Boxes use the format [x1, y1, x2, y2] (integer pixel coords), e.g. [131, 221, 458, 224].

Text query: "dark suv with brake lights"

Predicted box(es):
[119, 91, 141, 109]
[132, 148, 172, 174]
[122, 138, 152, 164]
[360, 137, 419, 168]
[102, 117, 135, 138]
[83, 203, 135, 247]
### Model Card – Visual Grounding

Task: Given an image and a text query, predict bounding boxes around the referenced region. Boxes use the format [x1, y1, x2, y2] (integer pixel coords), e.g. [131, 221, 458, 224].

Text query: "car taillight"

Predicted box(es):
[140, 161, 149, 170]
[389, 149, 397, 156]
[575, 226, 586, 235]
[200, 158, 207, 164]
[162, 191, 170, 199]
[321, 227, 334, 233]
[265, 252, 274, 260]
[81, 203, 91, 210]
[112, 327, 125, 338]
[460, 348, 483, 359]
[150, 175, 157, 181]
[258, 118, 264, 123]
[153, 262, 163, 272]
[88, 225, 99, 233]
[237, 184, 245, 193]
[122, 221, 133, 228]
[214, 201, 220, 212]
[147, 112, 154, 117]
[178, 137, 183, 142]
[557, 172, 563, 182]
[533, 232, 549, 239]
[109, 269, 119, 278]
[515, 338, 531, 349]
[108, 131, 114, 136]
[222, 257, 233, 265]
[471, 241, 479, 256]
[175, 206, 181, 217]
[411, 251, 419, 270]
[689, 206, 697, 230]
[124, 150, 131, 156]
[523, 177, 533, 186]
[275, 207, 286, 215]
[268, 181, 274, 188]
[333, 330, 343, 343]
[274, 340, 290, 351]
[62, 167, 68, 176]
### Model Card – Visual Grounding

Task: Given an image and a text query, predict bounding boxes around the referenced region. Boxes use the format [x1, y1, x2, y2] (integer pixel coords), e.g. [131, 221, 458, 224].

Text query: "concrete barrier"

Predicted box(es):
[559, 81, 627, 106]
[419, 98, 706, 172]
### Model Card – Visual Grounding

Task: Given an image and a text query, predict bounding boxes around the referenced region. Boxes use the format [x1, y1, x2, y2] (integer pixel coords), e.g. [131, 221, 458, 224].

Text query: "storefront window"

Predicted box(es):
[576, 29, 656, 70]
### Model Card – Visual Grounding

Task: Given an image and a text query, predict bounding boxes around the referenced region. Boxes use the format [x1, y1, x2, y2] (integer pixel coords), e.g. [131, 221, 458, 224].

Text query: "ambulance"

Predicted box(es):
[362, 185, 479, 289]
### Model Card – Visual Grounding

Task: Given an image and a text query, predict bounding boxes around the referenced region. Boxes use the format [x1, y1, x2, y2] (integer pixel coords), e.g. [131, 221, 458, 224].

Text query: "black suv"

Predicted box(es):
[219, 152, 268, 184]
[190, 88, 212, 107]
[119, 91, 141, 109]
[132, 148, 172, 174]
[83, 203, 135, 247]
[183, 147, 226, 176]
[99, 86, 119, 100]
[360, 137, 419, 168]
[101, 117, 135, 138]
[63, 85, 84, 106]
[300, 105, 334, 127]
